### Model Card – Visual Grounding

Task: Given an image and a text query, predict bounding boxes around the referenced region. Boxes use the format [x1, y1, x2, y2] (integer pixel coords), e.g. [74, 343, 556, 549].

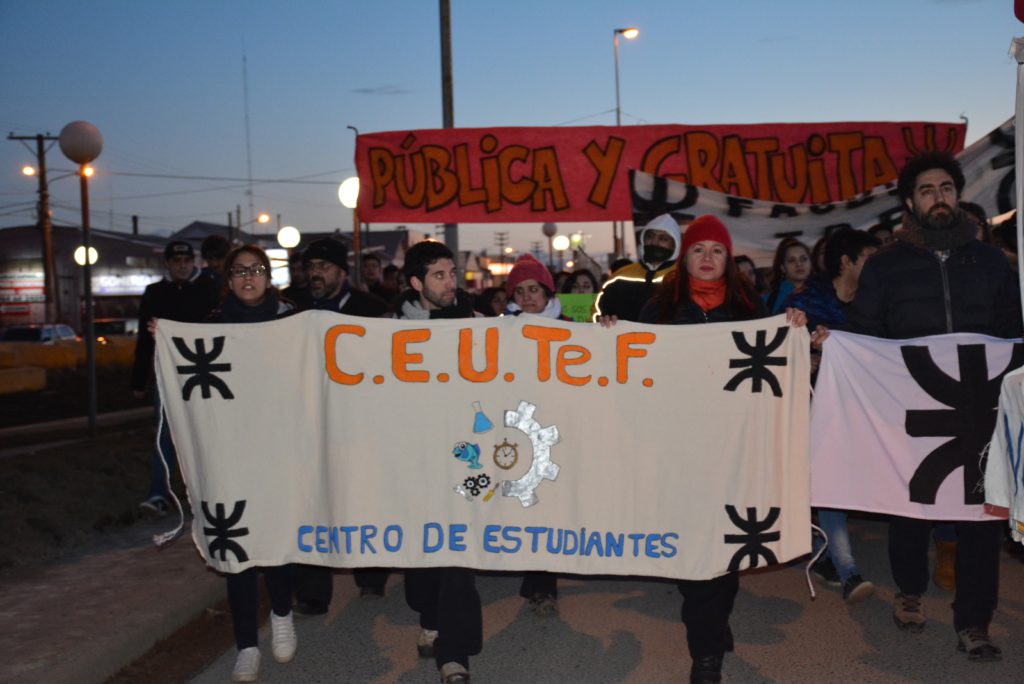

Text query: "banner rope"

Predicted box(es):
[151, 344, 185, 548]
[805, 523, 828, 600]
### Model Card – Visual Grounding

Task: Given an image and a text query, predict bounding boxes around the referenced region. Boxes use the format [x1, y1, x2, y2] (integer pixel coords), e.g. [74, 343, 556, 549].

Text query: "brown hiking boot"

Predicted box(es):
[893, 593, 926, 632]
[933, 540, 956, 591]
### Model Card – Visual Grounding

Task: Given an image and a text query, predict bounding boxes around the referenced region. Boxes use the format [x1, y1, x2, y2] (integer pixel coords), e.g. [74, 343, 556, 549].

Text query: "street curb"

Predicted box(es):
[0, 406, 151, 440]
[0, 528, 225, 684]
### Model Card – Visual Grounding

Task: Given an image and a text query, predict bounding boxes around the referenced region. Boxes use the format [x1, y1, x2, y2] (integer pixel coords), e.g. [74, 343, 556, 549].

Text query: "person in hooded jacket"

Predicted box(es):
[593, 213, 681, 322]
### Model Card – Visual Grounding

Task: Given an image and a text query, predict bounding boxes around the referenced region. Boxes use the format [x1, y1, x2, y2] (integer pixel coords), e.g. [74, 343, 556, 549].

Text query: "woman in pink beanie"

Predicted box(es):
[504, 254, 569, 321]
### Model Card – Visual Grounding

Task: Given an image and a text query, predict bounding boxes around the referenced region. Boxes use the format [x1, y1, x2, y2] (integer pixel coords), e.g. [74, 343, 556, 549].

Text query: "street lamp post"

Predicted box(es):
[58, 121, 103, 436]
[612, 27, 639, 258]
[541, 222, 557, 269]
[339, 176, 361, 285]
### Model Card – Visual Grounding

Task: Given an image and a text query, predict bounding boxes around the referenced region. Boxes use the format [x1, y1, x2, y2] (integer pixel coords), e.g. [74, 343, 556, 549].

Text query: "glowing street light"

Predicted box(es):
[277, 225, 301, 249]
[73, 246, 98, 266]
[21, 165, 36, 177]
[257, 212, 271, 224]
[338, 176, 359, 209]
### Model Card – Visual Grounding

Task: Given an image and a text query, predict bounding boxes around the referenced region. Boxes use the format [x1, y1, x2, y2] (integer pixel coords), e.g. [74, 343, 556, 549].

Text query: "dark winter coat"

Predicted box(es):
[303, 283, 389, 318]
[846, 239, 1021, 340]
[206, 291, 290, 324]
[131, 271, 219, 393]
[638, 295, 768, 326]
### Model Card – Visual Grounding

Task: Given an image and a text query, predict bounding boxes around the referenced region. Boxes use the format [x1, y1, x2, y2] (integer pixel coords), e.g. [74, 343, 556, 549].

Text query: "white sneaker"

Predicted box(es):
[232, 647, 260, 682]
[270, 611, 297, 663]
[417, 628, 439, 657]
[440, 661, 470, 683]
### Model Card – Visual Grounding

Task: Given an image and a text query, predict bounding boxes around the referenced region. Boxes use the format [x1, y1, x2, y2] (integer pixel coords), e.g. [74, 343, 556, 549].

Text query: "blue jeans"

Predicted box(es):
[933, 522, 957, 542]
[813, 508, 860, 583]
[146, 394, 177, 500]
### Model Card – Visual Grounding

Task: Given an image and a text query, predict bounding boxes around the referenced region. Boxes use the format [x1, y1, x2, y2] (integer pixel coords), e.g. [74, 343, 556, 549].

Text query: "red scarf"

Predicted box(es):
[688, 275, 726, 313]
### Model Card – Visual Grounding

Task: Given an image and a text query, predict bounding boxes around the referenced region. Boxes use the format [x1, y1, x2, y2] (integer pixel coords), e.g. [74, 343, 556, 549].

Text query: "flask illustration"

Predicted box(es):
[471, 401, 494, 433]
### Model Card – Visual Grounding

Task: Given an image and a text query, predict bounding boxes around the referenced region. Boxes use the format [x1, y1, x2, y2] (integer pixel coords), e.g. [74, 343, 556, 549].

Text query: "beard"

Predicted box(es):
[423, 286, 455, 309]
[917, 203, 957, 232]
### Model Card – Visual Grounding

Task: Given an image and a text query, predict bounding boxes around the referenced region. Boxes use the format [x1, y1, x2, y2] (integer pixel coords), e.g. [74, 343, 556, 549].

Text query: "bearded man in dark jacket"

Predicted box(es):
[847, 151, 1022, 661]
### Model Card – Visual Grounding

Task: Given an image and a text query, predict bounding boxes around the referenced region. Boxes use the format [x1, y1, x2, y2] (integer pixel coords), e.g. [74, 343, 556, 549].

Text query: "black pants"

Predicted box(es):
[519, 571, 558, 599]
[405, 567, 482, 669]
[354, 567, 391, 592]
[889, 516, 1002, 630]
[677, 572, 739, 659]
[226, 565, 294, 650]
[293, 564, 333, 608]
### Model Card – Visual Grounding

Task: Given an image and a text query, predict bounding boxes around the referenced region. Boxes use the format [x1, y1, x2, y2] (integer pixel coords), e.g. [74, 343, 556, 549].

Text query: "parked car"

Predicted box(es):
[93, 317, 139, 338]
[0, 323, 80, 343]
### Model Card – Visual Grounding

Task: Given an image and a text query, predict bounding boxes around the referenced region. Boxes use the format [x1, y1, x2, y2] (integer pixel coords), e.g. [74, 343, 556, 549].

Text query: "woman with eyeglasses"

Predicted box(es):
[209, 245, 296, 682]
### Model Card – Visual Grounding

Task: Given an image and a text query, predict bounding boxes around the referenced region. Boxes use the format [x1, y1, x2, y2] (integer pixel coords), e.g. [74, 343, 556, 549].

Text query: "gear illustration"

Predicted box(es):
[476, 474, 492, 489]
[463, 476, 482, 496]
[501, 401, 560, 507]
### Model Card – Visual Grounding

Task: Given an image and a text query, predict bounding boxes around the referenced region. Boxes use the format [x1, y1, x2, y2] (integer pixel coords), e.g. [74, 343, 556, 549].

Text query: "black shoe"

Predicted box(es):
[842, 575, 875, 604]
[811, 556, 841, 587]
[293, 599, 328, 616]
[690, 654, 723, 683]
[724, 625, 734, 652]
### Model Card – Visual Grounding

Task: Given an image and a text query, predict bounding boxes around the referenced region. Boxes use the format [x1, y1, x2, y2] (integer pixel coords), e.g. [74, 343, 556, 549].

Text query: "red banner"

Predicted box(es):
[356, 122, 965, 223]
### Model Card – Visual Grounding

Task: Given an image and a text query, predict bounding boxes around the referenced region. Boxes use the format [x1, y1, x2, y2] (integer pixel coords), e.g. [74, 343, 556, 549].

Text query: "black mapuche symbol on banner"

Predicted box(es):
[202, 500, 250, 562]
[902, 342, 1024, 505]
[723, 327, 789, 397]
[723, 505, 780, 571]
[173, 336, 234, 401]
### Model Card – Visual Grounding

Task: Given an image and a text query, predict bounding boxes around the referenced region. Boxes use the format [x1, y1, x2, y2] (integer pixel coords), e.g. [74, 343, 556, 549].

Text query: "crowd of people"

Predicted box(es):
[129, 151, 1020, 684]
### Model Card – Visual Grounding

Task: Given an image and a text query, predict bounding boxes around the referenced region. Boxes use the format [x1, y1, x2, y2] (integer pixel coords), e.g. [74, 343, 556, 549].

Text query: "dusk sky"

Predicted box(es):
[1, 0, 1019, 257]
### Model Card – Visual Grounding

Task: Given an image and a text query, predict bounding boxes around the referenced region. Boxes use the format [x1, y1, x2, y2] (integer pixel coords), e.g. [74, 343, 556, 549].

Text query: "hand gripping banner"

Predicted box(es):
[154, 312, 810, 580]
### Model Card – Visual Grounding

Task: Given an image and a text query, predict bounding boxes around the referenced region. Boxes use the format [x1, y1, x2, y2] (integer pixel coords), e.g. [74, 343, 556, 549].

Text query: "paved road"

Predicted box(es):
[190, 518, 1024, 683]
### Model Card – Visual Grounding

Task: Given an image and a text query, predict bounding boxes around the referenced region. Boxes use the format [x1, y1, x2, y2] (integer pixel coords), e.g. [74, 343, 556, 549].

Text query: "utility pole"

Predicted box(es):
[494, 231, 509, 265]
[8, 132, 61, 322]
[439, 0, 459, 272]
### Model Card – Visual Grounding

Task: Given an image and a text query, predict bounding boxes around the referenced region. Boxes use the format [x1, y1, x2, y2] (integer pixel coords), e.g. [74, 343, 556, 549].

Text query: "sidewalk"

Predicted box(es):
[0, 517, 224, 684]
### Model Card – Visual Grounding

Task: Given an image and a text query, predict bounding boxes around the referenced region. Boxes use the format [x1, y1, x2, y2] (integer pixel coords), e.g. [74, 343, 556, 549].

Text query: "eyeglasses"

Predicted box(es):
[228, 264, 268, 279]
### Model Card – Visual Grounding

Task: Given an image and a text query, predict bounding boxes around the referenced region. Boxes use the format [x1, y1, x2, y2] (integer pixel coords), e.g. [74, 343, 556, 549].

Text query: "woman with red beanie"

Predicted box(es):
[504, 254, 570, 321]
[638, 215, 805, 684]
[503, 253, 568, 614]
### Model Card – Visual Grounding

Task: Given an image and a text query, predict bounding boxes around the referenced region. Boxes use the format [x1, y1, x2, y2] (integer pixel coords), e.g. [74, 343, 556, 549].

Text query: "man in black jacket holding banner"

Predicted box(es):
[847, 151, 1021, 661]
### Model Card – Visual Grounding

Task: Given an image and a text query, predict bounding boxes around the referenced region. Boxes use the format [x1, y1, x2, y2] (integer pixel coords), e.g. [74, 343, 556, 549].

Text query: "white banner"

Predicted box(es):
[154, 312, 810, 580]
[811, 330, 1022, 520]
[986, 367, 1024, 542]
